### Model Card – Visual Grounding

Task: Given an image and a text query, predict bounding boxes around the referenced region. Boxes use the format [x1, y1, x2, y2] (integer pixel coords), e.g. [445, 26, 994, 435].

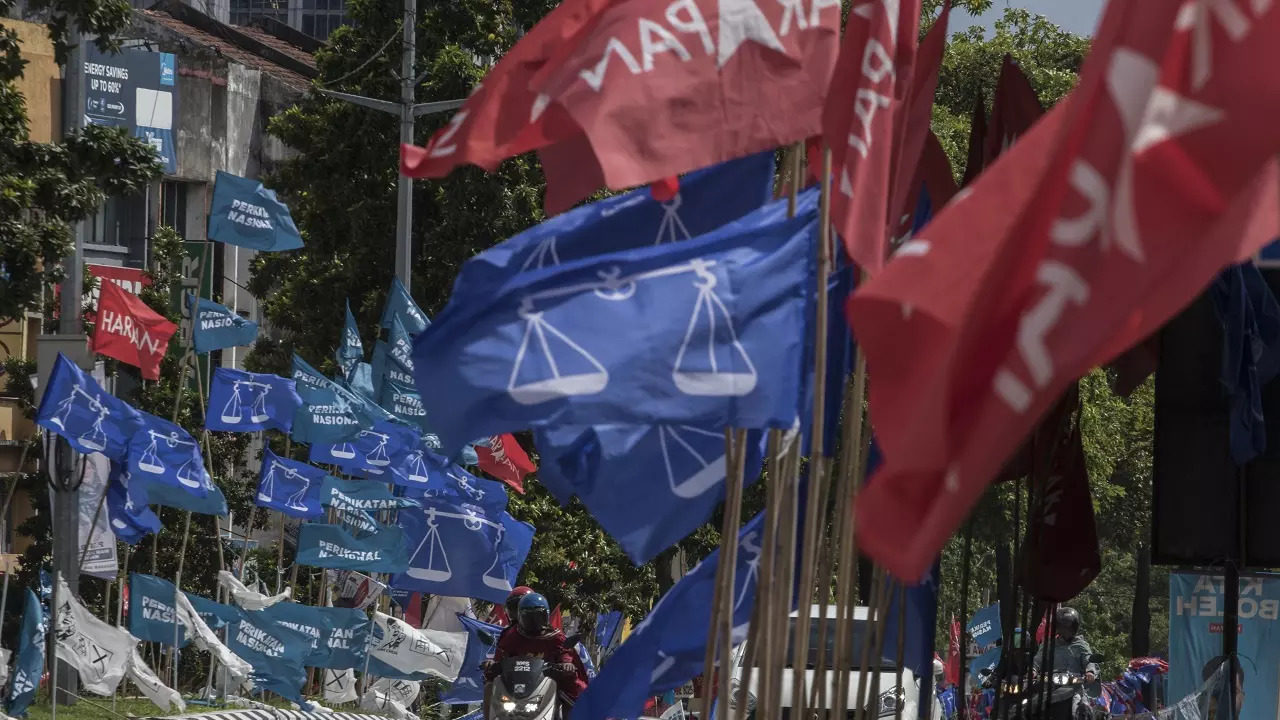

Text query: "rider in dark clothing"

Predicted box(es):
[1032, 608, 1099, 720]
[483, 593, 586, 718]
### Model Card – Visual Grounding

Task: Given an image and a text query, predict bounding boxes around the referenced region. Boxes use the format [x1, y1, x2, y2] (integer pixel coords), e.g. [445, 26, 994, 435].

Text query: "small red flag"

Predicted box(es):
[475, 434, 535, 494]
[90, 281, 177, 381]
[823, 0, 924, 275]
[550, 604, 563, 631]
[849, 0, 1280, 581]
[944, 616, 960, 687]
[983, 54, 1045, 167]
[405, 591, 424, 628]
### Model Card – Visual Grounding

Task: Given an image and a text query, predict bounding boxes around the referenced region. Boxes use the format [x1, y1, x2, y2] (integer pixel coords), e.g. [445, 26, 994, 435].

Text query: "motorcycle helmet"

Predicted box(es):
[505, 586, 534, 621]
[1055, 607, 1081, 641]
[517, 592, 552, 636]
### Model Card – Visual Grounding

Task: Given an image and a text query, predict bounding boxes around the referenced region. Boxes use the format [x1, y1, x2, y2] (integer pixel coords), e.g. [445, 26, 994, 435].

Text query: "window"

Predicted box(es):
[160, 180, 189, 238]
[753, 617, 899, 671]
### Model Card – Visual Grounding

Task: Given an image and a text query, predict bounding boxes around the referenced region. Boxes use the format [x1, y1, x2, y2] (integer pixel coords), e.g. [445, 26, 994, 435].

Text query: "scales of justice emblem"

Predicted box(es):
[260, 458, 314, 512]
[330, 429, 393, 466]
[135, 429, 203, 490]
[49, 382, 113, 452]
[405, 507, 515, 591]
[219, 378, 273, 424]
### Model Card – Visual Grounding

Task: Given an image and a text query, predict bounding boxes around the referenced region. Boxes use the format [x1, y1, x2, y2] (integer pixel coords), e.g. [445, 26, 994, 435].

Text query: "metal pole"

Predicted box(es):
[394, 0, 417, 291]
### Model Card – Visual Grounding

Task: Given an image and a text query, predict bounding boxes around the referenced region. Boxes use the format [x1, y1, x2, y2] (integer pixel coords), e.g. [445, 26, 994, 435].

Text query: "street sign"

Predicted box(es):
[83, 46, 178, 174]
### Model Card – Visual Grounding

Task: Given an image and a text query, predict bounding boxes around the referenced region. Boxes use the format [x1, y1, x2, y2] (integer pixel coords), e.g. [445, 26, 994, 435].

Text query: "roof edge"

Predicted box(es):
[150, 0, 317, 81]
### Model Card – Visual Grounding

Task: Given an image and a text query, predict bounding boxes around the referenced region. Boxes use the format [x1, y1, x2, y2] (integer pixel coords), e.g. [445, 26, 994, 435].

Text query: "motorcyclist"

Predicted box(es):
[496, 586, 535, 639]
[1032, 607, 1099, 720]
[483, 593, 586, 717]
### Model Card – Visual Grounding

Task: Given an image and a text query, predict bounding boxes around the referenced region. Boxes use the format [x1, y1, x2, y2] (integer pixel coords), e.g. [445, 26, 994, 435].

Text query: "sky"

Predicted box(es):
[947, 0, 1106, 36]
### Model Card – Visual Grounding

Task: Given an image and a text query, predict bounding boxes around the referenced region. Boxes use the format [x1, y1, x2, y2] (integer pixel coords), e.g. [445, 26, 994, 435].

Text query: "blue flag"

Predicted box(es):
[128, 572, 187, 646]
[309, 421, 419, 474]
[802, 265, 856, 457]
[106, 461, 162, 544]
[535, 425, 765, 564]
[133, 464, 228, 516]
[205, 367, 301, 434]
[321, 475, 421, 512]
[186, 592, 238, 631]
[226, 607, 311, 704]
[292, 354, 395, 445]
[371, 340, 389, 401]
[257, 602, 329, 668]
[574, 512, 767, 720]
[413, 193, 817, 455]
[442, 615, 502, 704]
[188, 293, 258, 354]
[1211, 260, 1280, 464]
[452, 151, 777, 306]
[399, 450, 508, 513]
[295, 523, 410, 573]
[381, 276, 429, 335]
[129, 412, 208, 497]
[207, 170, 303, 252]
[257, 448, 326, 519]
[392, 504, 532, 603]
[882, 561, 942, 679]
[337, 300, 364, 376]
[594, 611, 623, 653]
[257, 604, 368, 670]
[8, 588, 46, 716]
[344, 362, 377, 402]
[36, 352, 142, 461]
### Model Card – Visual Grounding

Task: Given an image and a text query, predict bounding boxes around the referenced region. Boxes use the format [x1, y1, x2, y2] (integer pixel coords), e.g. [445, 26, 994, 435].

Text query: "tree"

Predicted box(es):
[0, 0, 162, 324]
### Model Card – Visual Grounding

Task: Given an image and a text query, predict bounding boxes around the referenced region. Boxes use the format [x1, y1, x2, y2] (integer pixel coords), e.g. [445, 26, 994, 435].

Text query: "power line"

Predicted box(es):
[318, 28, 399, 88]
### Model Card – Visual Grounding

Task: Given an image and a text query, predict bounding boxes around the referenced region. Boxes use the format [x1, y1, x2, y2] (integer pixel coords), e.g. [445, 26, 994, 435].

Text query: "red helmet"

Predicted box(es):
[505, 586, 534, 620]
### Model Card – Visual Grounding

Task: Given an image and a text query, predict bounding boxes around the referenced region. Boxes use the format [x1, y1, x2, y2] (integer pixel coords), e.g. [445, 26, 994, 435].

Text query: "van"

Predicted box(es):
[726, 605, 941, 720]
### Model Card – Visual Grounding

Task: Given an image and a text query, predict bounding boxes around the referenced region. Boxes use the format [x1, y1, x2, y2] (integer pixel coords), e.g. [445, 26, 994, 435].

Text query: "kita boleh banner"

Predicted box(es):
[1169, 572, 1280, 720]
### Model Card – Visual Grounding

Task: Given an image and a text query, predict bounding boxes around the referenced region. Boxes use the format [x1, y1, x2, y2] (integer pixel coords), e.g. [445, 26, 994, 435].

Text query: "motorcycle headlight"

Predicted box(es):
[502, 701, 517, 712]
[1052, 672, 1072, 686]
[877, 687, 906, 716]
[523, 702, 540, 712]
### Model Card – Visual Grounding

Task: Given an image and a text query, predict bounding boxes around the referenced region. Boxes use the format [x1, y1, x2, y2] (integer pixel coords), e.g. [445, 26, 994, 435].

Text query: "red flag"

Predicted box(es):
[405, 591, 424, 628]
[959, 91, 988, 187]
[945, 616, 960, 687]
[400, 0, 608, 179]
[893, 130, 957, 243]
[90, 281, 177, 381]
[848, 0, 1280, 581]
[887, 2, 952, 243]
[1034, 611, 1049, 644]
[532, 0, 840, 212]
[491, 606, 510, 627]
[823, 0, 924, 274]
[550, 604, 563, 631]
[475, 434, 535, 494]
[983, 54, 1044, 167]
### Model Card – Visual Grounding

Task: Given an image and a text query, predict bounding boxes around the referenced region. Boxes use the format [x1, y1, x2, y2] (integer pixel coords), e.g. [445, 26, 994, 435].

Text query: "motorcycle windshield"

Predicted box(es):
[503, 658, 547, 700]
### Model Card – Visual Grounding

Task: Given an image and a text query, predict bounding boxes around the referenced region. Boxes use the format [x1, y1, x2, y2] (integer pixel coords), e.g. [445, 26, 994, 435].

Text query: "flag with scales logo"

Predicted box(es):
[392, 503, 534, 604]
[36, 352, 142, 461]
[256, 448, 326, 519]
[412, 194, 817, 456]
[205, 367, 301, 434]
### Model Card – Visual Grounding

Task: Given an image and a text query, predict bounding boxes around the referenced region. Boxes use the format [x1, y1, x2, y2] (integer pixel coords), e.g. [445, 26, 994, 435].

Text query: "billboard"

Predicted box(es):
[1169, 572, 1280, 720]
[83, 46, 177, 174]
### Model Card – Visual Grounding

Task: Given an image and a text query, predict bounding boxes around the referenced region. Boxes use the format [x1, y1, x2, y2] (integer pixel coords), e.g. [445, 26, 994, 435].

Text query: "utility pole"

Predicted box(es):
[315, 0, 464, 297]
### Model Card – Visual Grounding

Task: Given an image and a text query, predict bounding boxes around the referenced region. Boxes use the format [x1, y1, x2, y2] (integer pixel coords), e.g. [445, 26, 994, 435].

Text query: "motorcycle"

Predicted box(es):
[987, 654, 1106, 720]
[488, 656, 565, 720]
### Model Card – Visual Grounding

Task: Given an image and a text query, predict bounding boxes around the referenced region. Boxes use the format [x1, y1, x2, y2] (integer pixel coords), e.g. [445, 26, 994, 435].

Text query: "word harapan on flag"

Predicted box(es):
[91, 281, 177, 381]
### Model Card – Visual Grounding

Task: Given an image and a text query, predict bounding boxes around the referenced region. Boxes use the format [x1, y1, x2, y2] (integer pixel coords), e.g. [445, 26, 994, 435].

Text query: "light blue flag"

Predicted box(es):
[257, 602, 328, 668]
[412, 192, 818, 455]
[106, 460, 161, 544]
[207, 170, 303, 252]
[188, 293, 258, 354]
[226, 606, 311, 705]
[573, 512, 768, 720]
[452, 151, 777, 306]
[128, 572, 187, 646]
[36, 352, 142, 461]
[257, 448, 326, 519]
[8, 588, 46, 716]
[309, 421, 419, 474]
[391, 503, 532, 603]
[129, 412, 208, 498]
[380, 276, 429, 335]
[344, 362, 377, 402]
[186, 591, 237, 631]
[258, 604, 367, 670]
[336, 300, 364, 376]
[534, 425, 766, 564]
[320, 475, 421, 512]
[206, 367, 301, 434]
[292, 355, 395, 445]
[442, 615, 502, 704]
[295, 523, 410, 573]
[397, 448, 507, 512]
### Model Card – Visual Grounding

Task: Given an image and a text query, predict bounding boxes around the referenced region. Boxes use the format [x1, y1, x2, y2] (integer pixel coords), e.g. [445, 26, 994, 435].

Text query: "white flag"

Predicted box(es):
[372, 677, 421, 707]
[126, 647, 185, 713]
[371, 611, 451, 678]
[174, 590, 253, 683]
[53, 579, 134, 695]
[328, 569, 386, 610]
[77, 447, 118, 580]
[218, 570, 291, 610]
[418, 595, 471, 681]
[361, 684, 420, 720]
[323, 668, 358, 704]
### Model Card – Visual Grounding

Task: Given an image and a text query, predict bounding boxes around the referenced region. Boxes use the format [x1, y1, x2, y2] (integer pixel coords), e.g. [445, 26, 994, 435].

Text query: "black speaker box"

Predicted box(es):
[1152, 269, 1280, 567]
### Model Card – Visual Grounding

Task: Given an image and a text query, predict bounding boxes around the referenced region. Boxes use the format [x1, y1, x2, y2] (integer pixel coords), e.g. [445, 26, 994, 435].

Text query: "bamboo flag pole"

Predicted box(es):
[714, 429, 748, 720]
[276, 437, 292, 595]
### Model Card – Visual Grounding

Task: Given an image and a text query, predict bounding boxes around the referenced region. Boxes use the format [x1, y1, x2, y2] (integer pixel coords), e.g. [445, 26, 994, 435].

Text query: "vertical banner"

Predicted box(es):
[965, 602, 1002, 680]
[1169, 571, 1280, 720]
